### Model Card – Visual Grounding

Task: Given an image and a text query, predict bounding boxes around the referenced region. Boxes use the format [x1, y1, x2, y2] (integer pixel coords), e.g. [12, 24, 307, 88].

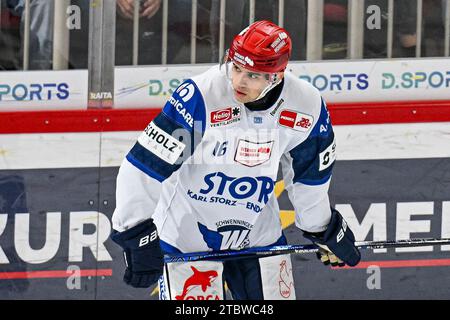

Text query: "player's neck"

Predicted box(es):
[244, 78, 284, 112]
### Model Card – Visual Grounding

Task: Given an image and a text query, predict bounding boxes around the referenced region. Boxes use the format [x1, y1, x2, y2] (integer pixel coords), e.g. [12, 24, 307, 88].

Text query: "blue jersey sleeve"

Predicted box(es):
[280, 97, 335, 232]
[288, 98, 336, 186]
[126, 79, 206, 181]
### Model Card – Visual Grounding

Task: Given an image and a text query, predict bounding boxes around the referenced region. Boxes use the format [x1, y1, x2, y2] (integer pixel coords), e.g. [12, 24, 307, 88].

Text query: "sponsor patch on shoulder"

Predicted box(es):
[278, 109, 314, 132]
[138, 121, 186, 165]
[234, 139, 274, 167]
[210, 106, 241, 127]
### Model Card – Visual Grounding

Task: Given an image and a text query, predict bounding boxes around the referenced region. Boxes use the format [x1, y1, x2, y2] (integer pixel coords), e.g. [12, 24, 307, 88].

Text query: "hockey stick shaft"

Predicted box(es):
[163, 238, 450, 263]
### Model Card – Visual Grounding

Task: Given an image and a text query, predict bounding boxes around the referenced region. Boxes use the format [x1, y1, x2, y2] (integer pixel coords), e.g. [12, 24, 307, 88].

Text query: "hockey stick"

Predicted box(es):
[164, 238, 450, 263]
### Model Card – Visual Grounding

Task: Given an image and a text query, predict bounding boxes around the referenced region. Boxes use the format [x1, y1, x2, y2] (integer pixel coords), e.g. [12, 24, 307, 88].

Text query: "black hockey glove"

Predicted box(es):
[110, 218, 164, 288]
[303, 208, 361, 267]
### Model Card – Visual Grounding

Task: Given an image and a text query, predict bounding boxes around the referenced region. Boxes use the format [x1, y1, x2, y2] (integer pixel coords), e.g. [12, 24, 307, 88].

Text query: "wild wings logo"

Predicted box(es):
[198, 220, 253, 251]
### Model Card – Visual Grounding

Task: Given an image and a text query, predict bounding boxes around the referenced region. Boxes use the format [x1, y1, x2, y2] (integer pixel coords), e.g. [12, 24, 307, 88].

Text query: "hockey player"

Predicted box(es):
[110, 20, 361, 300]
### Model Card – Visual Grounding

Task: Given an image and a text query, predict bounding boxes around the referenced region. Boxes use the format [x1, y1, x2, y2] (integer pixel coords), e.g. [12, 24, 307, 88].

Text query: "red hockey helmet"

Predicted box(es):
[227, 20, 292, 73]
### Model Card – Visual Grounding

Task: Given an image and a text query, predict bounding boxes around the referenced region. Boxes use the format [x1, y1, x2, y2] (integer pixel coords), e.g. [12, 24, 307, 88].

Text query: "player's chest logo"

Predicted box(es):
[210, 106, 241, 127]
[234, 139, 274, 167]
[278, 109, 314, 132]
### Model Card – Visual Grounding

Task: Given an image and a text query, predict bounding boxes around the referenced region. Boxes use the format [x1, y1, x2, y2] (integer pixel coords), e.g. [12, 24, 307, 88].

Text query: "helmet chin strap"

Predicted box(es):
[252, 75, 282, 102]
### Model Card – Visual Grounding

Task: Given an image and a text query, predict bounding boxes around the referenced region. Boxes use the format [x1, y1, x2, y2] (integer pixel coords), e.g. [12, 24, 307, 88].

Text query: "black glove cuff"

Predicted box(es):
[322, 208, 353, 243]
[111, 218, 156, 248]
[302, 230, 325, 241]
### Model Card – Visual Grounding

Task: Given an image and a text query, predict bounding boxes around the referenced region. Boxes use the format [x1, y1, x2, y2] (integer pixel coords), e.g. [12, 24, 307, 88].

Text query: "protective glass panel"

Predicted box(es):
[323, 0, 348, 59]
[363, 0, 388, 58]
[393, 0, 447, 58]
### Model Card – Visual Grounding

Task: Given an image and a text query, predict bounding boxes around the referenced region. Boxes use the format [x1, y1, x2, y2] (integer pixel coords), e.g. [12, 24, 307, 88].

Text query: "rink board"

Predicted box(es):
[0, 124, 449, 299]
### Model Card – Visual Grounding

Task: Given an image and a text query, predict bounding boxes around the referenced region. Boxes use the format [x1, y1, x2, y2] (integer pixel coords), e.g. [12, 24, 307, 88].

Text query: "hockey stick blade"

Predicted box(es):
[164, 238, 450, 263]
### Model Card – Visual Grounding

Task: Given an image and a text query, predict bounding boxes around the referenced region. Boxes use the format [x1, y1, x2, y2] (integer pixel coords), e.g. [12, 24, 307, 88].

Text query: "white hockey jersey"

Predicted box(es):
[112, 65, 336, 254]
